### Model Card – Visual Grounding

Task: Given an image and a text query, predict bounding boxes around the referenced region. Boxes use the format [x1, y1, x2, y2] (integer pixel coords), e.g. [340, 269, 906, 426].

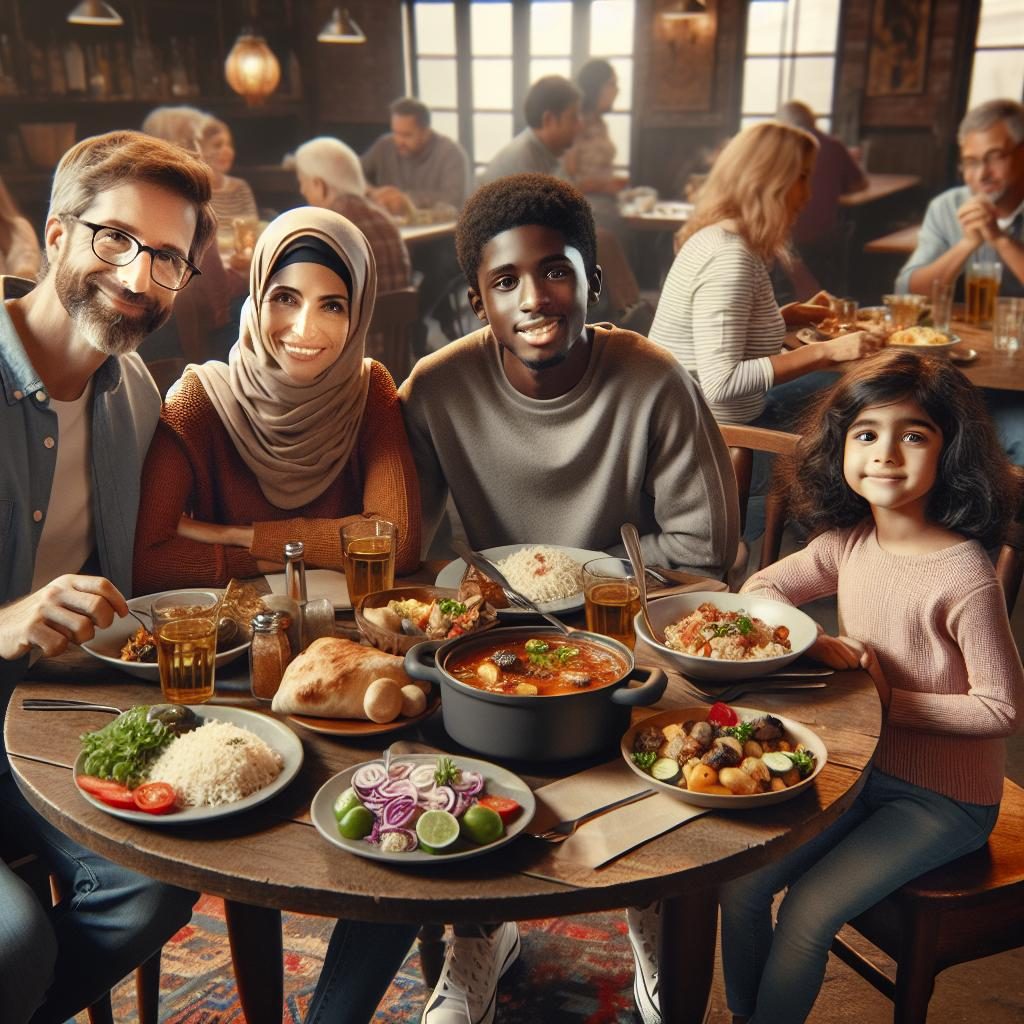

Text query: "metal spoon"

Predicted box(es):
[619, 523, 664, 643]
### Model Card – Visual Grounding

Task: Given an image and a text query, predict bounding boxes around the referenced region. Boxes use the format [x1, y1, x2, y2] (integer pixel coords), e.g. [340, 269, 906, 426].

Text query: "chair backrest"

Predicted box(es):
[720, 423, 800, 571]
[995, 464, 1024, 616]
[368, 286, 421, 384]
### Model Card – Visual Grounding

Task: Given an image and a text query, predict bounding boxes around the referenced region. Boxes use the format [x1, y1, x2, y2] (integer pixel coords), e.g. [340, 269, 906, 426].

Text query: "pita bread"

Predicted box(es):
[271, 637, 412, 721]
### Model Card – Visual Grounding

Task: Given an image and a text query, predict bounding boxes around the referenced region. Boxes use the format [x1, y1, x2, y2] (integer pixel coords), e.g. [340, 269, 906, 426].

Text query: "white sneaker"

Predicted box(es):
[627, 903, 662, 1024]
[421, 922, 521, 1024]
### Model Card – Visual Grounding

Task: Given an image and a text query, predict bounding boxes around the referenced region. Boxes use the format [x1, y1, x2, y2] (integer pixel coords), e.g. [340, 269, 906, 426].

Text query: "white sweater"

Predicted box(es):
[649, 224, 783, 424]
[398, 323, 739, 575]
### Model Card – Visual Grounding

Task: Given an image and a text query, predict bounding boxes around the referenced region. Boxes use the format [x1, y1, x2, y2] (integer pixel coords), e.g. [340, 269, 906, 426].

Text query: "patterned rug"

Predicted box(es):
[94, 894, 642, 1023]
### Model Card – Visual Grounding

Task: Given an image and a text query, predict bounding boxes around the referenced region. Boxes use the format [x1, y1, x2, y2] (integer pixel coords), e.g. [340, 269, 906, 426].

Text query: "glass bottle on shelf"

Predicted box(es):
[47, 37, 67, 97]
[87, 44, 112, 99]
[131, 23, 160, 101]
[63, 39, 87, 96]
[27, 40, 48, 96]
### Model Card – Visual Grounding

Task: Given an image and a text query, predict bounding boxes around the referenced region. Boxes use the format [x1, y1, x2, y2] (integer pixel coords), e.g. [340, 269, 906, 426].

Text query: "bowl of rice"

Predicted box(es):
[435, 544, 608, 616]
[634, 591, 818, 682]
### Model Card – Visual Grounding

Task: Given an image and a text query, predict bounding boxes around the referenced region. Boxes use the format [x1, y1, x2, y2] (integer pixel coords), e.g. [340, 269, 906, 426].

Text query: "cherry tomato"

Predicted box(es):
[76, 775, 137, 810]
[133, 782, 178, 815]
[706, 702, 738, 727]
[477, 795, 522, 824]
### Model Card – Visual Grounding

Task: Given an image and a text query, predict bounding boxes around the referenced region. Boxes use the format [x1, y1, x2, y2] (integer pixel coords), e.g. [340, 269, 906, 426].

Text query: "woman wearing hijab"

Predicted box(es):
[134, 206, 420, 592]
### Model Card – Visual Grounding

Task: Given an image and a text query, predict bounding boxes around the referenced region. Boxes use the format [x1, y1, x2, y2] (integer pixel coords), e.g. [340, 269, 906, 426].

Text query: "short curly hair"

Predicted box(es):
[778, 349, 1018, 548]
[455, 173, 597, 290]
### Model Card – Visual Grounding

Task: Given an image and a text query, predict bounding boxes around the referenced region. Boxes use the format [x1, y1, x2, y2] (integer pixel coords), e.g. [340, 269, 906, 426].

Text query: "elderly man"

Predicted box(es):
[897, 98, 1024, 296]
[293, 136, 412, 293]
[0, 130, 214, 1023]
[362, 96, 471, 214]
[478, 75, 582, 186]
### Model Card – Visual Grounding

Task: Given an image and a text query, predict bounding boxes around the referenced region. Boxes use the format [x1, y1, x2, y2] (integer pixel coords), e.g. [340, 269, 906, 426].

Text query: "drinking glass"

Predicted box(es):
[583, 557, 641, 650]
[993, 297, 1024, 356]
[341, 520, 396, 608]
[929, 280, 954, 334]
[831, 298, 858, 330]
[151, 591, 220, 704]
[882, 293, 926, 330]
[965, 258, 1002, 325]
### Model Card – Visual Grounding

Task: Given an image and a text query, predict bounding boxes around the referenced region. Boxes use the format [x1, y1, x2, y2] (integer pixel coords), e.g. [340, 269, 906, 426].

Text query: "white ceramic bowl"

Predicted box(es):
[634, 591, 817, 682]
[621, 706, 828, 809]
[81, 589, 250, 682]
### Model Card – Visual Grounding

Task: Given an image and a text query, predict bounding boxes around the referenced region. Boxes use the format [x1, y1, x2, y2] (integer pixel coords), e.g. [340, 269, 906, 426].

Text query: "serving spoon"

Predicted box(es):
[619, 523, 664, 644]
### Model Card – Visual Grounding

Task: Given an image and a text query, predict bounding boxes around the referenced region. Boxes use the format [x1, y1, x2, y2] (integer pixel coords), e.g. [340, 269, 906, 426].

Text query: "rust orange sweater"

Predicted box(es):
[133, 361, 420, 593]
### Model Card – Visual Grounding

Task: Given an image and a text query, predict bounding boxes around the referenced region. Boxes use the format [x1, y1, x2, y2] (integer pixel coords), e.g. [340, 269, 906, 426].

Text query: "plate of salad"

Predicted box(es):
[621, 704, 828, 809]
[311, 753, 536, 863]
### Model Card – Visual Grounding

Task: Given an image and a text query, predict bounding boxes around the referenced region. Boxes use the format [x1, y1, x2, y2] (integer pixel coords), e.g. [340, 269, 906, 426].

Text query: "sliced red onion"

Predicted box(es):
[377, 828, 418, 853]
[352, 763, 388, 794]
[422, 785, 457, 812]
[388, 761, 414, 780]
[451, 792, 473, 818]
[377, 778, 418, 802]
[382, 794, 417, 827]
[409, 764, 438, 790]
[451, 770, 484, 796]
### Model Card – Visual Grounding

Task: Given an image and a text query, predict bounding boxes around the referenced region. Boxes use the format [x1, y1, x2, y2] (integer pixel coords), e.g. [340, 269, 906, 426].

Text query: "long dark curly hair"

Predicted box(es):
[780, 349, 1018, 548]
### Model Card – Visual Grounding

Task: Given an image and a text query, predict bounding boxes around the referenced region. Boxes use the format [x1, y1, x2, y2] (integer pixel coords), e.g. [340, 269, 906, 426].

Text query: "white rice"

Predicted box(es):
[147, 721, 284, 808]
[496, 546, 584, 603]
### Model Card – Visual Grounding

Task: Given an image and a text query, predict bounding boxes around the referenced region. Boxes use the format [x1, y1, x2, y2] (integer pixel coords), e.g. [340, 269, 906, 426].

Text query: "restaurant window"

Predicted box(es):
[740, 0, 841, 133]
[967, 0, 1024, 111]
[405, 0, 635, 174]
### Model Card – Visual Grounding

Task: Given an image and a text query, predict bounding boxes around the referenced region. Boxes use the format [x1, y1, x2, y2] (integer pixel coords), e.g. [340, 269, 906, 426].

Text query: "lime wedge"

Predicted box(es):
[415, 809, 461, 853]
[333, 787, 361, 822]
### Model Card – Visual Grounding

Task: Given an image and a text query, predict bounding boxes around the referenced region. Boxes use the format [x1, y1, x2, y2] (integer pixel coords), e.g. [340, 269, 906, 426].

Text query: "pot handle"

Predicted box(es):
[403, 640, 445, 686]
[611, 665, 668, 707]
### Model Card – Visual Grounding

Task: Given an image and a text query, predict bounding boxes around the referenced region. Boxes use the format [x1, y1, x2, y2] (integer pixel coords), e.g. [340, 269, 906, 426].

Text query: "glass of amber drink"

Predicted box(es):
[965, 258, 1002, 325]
[151, 591, 220, 704]
[342, 519, 397, 608]
[583, 557, 641, 649]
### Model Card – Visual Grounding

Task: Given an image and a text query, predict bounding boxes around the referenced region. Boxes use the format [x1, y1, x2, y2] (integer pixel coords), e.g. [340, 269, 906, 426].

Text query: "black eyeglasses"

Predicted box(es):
[72, 217, 201, 291]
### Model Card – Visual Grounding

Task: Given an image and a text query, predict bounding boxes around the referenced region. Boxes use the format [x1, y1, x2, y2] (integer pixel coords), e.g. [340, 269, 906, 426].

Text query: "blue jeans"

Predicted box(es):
[0, 771, 197, 1024]
[719, 767, 998, 1023]
[305, 918, 419, 1024]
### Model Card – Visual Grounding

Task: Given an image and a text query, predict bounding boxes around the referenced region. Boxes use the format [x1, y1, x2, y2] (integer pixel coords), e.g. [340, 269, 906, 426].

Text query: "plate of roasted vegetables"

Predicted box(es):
[80, 584, 259, 681]
[621, 703, 827, 809]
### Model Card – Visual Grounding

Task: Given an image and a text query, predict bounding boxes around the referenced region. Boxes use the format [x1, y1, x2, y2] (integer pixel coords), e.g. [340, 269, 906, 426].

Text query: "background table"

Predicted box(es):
[7, 642, 879, 1024]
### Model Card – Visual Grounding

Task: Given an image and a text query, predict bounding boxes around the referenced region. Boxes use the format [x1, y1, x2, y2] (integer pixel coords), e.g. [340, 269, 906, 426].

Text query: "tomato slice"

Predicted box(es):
[76, 775, 137, 810]
[133, 781, 178, 815]
[706, 702, 738, 727]
[477, 795, 522, 824]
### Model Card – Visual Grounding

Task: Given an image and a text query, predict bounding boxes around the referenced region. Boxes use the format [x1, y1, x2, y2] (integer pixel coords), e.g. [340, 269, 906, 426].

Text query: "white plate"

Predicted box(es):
[622, 706, 828, 809]
[74, 705, 303, 825]
[311, 753, 536, 864]
[434, 545, 608, 618]
[264, 569, 351, 610]
[80, 589, 251, 681]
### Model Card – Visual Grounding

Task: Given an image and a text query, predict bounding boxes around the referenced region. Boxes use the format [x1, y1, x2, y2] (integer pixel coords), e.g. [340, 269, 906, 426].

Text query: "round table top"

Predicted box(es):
[6, 644, 880, 926]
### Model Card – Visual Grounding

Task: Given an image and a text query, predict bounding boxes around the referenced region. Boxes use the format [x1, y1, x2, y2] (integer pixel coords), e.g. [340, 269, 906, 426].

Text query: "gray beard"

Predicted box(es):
[55, 262, 169, 356]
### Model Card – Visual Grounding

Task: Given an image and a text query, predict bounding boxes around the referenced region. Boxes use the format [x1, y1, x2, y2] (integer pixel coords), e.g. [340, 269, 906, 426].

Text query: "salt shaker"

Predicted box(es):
[284, 540, 308, 650]
[249, 611, 292, 701]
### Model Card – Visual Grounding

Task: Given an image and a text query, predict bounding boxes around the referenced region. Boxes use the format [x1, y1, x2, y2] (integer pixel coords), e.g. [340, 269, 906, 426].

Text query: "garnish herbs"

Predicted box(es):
[788, 748, 816, 776]
[434, 756, 461, 786]
[438, 598, 467, 617]
[631, 751, 657, 771]
[524, 639, 580, 668]
[80, 706, 173, 788]
[720, 721, 755, 744]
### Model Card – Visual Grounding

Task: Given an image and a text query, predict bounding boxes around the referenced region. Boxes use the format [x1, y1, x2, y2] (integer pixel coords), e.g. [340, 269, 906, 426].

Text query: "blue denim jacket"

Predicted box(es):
[0, 275, 160, 755]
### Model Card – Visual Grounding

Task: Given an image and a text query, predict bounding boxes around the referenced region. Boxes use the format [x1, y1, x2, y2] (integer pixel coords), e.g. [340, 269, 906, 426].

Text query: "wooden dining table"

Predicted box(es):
[6, 626, 880, 1024]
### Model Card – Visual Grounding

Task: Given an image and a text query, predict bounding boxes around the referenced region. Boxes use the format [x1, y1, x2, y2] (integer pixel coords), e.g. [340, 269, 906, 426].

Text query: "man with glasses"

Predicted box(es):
[897, 98, 1024, 296]
[0, 130, 214, 1022]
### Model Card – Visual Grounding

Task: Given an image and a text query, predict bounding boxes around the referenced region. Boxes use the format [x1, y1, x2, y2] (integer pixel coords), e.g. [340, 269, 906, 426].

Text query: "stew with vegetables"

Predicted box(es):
[448, 637, 626, 696]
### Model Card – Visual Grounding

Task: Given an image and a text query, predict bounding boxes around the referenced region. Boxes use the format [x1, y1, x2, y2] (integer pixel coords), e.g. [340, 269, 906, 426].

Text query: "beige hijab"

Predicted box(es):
[191, 206, 375, 508]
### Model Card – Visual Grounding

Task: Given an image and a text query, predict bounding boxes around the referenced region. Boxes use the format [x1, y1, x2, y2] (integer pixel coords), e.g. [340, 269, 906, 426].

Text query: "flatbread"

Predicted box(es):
[271, 637, 411, 719]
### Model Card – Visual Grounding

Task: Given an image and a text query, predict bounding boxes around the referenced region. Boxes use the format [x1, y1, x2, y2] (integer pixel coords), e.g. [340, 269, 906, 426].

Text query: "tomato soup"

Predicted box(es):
[447, 637, 626, 697]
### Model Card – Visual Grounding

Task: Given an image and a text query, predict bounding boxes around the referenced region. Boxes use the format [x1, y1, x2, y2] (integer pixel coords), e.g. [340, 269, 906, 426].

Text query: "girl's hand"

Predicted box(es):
[820, 330, 884, 363]
[836, 636, 891, 708]
[809, 633, 862, 669]
[176, 516, 254, 550]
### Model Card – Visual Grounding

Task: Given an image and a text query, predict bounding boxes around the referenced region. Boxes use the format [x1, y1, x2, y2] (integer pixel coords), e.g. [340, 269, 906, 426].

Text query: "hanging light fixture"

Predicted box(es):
[661, 0, 707, 19]
[66, 0, 123, 26]
[317, 7, 366, 44]
[224, 27, 281, 105]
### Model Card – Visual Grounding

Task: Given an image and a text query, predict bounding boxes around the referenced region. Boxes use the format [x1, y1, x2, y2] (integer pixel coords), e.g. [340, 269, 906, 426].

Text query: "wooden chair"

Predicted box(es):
[719, 423, 800, 573]
[369, 285, 421, 385]
[0, 833, 162, 1024]
[828, 464, 1024, 1023]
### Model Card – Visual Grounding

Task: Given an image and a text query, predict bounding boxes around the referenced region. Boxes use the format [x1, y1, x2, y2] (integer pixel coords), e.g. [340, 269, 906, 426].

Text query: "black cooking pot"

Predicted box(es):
[404, 626, 667, 761]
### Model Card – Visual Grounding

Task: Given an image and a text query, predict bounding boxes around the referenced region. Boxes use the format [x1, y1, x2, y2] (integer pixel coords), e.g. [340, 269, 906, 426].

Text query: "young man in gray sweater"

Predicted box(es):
[399, 173, 738, 1024]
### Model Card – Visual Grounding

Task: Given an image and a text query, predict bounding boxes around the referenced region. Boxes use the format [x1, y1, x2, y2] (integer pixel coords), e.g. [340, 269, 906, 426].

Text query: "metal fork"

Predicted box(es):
[678, 680, 827, 705]
[526, 788, 655, 843]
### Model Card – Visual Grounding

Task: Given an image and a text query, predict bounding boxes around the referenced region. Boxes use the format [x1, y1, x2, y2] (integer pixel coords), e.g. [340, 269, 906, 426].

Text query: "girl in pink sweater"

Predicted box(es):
[719, 349, 1022, 1024]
